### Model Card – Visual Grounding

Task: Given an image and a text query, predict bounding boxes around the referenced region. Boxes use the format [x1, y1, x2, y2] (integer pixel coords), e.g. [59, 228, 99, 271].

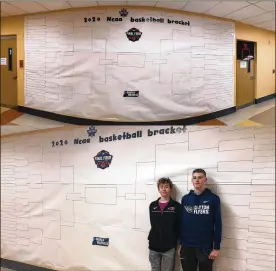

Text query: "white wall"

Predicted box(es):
[1, 126, 275, 271]
[24, 7, 235, 121]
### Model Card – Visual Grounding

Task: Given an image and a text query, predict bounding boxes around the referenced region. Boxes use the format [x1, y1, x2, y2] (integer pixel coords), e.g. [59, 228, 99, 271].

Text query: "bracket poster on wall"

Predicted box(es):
[1, 125, 275, 271]
[24, 7, 235, 122]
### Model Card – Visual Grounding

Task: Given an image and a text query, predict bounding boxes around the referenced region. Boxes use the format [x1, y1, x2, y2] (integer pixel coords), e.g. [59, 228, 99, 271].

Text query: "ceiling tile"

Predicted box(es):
[0, 2, 27, 15]
[68, 1, 98, 7]
[206, 1, 251, 17]
[39, 1, 72, 10]
[225, 4, 267, 20]
[155, 1, 188, 9]
[183, 1, 220, 14]
[257, 19, 275, 27]
[241, 11, 275, 24]
[127, 1, 157, 6]
[254, 1, 275, 12]
[253, 22, 275, 31]
[97, 1, 127, 5]
[7, 1, 49, 13]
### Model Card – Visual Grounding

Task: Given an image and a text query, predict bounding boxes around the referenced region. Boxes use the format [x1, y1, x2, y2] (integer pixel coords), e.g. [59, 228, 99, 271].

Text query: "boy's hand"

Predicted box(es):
[178, 246, 182, 256]
[209, 249, 219, 260]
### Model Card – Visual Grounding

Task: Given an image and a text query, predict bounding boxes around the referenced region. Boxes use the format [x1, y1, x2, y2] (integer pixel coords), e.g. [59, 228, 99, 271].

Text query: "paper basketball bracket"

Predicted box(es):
[23, 7, 234, 121]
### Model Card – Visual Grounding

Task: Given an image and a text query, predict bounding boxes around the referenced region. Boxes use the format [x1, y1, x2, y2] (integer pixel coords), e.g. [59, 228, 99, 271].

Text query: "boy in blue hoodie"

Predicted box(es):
[178, 169, 222, 271]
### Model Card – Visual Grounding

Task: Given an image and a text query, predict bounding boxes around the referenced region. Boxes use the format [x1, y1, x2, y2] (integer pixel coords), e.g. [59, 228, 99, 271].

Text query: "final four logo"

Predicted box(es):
[94, 150, 113, 169]
[126, 28, 142, 42]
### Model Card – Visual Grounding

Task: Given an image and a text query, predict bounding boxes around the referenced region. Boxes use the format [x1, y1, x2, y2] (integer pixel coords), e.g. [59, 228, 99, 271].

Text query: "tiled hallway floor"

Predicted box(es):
[249, 106, 275, 125]
[218, 99, 275, 126]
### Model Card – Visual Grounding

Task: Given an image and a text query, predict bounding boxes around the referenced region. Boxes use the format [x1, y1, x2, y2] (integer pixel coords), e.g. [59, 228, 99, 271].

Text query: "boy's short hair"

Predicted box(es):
[157, 177, 173, 189]
[192, 168, 206, 176]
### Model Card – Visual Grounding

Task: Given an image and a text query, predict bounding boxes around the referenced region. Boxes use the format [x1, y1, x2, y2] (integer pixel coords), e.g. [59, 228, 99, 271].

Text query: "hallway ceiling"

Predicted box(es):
[1, 0, 275, 31]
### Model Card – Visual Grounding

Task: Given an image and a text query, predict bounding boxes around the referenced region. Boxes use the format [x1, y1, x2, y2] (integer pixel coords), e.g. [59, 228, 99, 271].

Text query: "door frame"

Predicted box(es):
[0, 34, 18, 108]
[236, 39, 257, 110]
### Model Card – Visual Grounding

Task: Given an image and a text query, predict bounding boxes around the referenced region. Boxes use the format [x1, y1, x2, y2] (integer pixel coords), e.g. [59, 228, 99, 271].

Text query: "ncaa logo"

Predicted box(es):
[119, 8, 128, 17]
[94, 150, 113, 169]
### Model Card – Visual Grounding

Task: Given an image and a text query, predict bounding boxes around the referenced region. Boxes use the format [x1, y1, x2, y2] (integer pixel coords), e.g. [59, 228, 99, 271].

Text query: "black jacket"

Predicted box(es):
[148, 198, 181, 252]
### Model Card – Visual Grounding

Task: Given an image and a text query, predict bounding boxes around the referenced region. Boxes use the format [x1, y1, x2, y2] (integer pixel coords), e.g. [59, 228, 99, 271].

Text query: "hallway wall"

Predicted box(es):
[1, 6, 275, 111]
[235, 22, 275, 99]
[0, 15, 25, 106]
[1, 125, 275, 271]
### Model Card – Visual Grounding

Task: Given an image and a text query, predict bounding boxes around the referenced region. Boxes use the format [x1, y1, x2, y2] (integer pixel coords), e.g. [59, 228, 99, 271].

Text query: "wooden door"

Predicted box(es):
[1, 36, 17, 107]
[236, 59, 255, 108]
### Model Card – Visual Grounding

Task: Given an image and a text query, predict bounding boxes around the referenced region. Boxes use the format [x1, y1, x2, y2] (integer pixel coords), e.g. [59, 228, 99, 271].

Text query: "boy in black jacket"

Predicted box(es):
[148, 177, 181, 271]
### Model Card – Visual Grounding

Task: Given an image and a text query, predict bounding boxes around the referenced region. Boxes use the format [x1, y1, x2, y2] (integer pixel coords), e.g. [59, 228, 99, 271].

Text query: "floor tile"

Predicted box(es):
[249, 106, 275, 125]
[236, 119, 262, 127]
[0, 109, 23, 125]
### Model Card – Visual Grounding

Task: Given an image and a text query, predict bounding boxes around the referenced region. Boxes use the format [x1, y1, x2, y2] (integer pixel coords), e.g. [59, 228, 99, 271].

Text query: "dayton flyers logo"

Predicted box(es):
[184, 206, 193, 213]
[126, 28, 142, 42]
[94, 150, 113, 169]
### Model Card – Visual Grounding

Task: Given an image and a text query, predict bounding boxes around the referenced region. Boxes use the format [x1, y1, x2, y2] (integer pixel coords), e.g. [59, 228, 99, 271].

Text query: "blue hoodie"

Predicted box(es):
[180, 188, 222, 250]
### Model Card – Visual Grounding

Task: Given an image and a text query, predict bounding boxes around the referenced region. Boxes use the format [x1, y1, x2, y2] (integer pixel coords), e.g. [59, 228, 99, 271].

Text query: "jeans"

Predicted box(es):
[149, 248, 175, 271]
[180, 246, 213, 271]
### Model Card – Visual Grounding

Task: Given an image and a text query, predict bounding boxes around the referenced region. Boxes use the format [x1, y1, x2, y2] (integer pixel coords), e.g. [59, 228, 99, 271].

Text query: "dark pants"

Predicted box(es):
[180, 246, 213, 271]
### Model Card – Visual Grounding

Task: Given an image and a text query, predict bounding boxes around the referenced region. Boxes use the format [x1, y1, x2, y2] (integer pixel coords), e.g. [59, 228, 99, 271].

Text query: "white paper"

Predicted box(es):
[1, 58, 7, 65]
[24, 8, 235, 122]
[240, 61, 247, 68]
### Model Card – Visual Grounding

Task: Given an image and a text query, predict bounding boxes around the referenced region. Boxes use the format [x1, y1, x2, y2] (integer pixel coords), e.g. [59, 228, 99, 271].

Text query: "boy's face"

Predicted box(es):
[158, 183, 171, 197]
[192, 172, 207, 190]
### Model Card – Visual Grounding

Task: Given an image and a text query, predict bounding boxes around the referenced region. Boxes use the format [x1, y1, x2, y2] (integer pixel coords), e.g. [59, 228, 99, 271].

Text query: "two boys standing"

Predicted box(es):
[148, 169, 222, 271]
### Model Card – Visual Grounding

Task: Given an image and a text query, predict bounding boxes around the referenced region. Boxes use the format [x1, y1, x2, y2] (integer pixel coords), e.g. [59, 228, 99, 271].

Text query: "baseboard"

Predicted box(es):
[1, 258, 55, 271]
[16, 106, 236, 125]
[236, 101, 255, 111]
[255, 93, 276, 104]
